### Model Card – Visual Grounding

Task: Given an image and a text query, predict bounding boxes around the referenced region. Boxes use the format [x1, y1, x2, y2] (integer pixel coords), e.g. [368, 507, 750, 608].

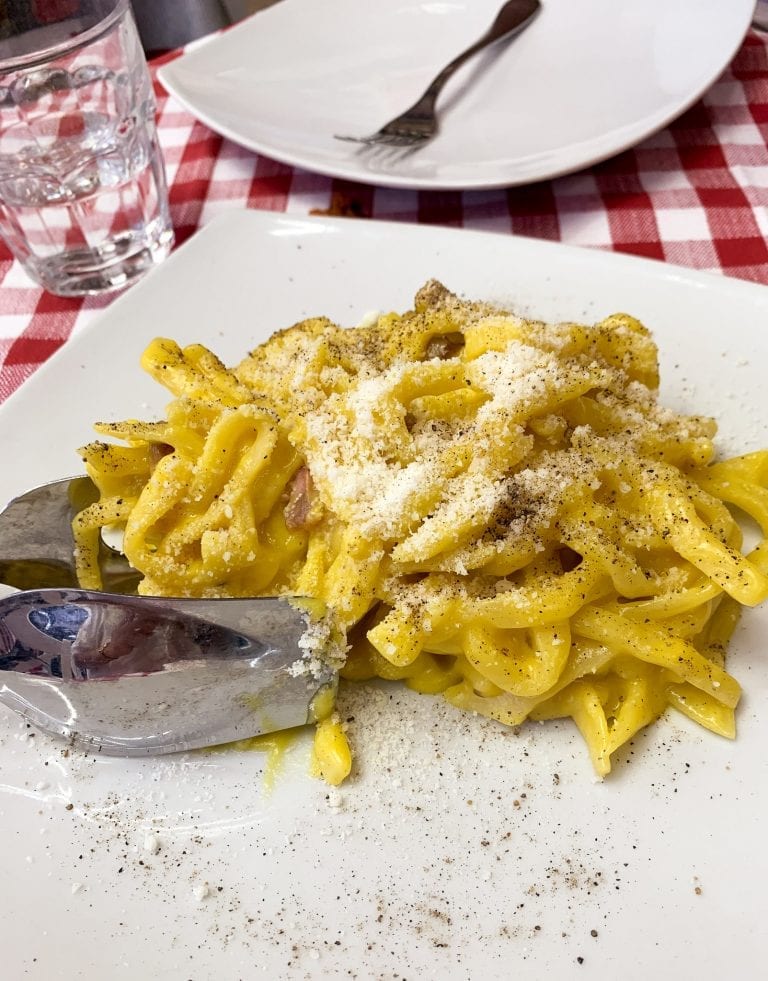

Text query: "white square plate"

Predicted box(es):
[1, 210, 767, 979]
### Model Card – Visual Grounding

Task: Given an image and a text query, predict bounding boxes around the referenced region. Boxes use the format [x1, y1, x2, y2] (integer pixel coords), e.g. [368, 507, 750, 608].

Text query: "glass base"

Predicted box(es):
[27, 225, 174, 298]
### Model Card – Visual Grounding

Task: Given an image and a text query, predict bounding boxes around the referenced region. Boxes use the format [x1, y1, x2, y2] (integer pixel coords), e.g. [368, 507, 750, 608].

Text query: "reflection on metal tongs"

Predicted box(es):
[0, 477, 337, 756]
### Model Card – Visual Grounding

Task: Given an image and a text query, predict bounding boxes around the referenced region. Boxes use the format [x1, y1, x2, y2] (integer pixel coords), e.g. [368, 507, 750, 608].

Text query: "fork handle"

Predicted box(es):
[417, 0, 540, 113]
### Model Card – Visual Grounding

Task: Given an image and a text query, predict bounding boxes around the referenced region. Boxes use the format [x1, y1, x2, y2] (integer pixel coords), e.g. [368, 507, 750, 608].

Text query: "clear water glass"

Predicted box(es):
[0, 0, 173, 296]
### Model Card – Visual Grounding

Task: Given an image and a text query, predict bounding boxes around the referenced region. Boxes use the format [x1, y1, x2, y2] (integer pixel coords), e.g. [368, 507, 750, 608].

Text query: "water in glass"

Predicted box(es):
[0, 1, 173, 296]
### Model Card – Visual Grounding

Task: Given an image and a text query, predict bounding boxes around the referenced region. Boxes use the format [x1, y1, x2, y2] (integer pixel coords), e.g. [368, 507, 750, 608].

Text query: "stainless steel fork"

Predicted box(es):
[335, 0, 541, 149]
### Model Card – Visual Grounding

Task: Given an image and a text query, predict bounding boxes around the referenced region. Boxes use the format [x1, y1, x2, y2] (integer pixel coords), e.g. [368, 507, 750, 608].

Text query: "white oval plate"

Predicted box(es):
[1, 211, 767, 978]
[158, 0, 756, 191]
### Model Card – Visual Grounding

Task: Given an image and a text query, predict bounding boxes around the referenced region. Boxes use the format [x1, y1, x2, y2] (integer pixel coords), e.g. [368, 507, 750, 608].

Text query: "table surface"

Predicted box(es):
[1, 29, 768, 404]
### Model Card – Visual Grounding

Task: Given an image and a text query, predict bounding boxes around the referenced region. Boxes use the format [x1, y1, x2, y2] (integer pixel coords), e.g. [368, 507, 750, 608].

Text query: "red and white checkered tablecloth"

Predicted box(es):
[2, 31, 768, 404]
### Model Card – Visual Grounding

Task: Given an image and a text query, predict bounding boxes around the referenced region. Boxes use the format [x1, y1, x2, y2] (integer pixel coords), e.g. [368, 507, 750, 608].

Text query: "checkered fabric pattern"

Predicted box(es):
[2, 31, 768, 403]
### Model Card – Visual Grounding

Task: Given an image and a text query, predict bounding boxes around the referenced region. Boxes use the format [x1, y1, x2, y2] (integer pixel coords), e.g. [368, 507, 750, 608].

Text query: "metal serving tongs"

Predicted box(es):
[0, 476, 337, 756]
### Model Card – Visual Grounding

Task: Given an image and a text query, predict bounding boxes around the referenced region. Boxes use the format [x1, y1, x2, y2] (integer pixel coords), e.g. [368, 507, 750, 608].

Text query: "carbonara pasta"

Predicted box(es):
[73, 282, 768, 784]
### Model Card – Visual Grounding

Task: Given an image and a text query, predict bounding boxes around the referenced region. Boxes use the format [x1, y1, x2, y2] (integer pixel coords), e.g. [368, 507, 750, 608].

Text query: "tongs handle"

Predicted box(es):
[0, 588, 335, 756]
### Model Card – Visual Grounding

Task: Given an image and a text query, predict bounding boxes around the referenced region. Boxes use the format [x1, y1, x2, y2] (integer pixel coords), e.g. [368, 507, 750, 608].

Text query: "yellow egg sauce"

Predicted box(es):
[206, 728, 303, 793]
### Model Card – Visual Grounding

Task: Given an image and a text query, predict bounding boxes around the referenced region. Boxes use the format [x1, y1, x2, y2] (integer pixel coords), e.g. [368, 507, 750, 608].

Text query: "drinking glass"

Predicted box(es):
[0, 0, 173, 296]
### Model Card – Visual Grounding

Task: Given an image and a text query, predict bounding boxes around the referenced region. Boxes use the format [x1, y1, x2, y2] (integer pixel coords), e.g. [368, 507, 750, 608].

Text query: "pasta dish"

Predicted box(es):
[72, 282, 768, 784]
